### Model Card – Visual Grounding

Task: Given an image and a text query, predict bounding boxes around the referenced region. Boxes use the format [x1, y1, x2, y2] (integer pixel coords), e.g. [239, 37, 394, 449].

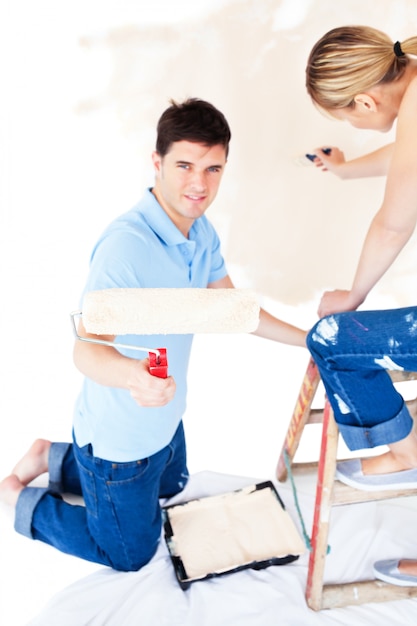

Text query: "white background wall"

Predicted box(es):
[1, 1, 417, 624]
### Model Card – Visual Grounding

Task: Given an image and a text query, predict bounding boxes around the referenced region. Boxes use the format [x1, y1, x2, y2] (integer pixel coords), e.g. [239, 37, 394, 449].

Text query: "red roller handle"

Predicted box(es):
[149, 348, 168, 378]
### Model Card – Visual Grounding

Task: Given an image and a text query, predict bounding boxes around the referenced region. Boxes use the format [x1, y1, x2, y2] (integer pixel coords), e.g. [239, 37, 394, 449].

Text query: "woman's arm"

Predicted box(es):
[312, 143, 394, 179]
[318, 78, 417, 316]
[209, 276, 307, 347]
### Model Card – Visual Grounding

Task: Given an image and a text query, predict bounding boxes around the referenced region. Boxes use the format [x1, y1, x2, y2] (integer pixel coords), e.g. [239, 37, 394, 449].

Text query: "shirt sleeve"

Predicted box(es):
[80, 229, 150, 299]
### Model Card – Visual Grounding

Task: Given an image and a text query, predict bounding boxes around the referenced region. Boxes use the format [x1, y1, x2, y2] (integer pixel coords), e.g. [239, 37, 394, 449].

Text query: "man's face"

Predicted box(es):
[152, 140, 227, 237]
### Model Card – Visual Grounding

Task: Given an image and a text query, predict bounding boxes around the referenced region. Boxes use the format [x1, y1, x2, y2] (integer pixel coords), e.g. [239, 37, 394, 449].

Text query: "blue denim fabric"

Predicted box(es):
[307, 306, 417, 451]
[14, 422, 189, 571]
[48, 442, 81, 494]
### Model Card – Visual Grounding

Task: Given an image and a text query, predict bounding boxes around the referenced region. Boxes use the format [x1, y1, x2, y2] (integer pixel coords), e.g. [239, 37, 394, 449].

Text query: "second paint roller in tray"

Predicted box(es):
[71, 288, 260, 378]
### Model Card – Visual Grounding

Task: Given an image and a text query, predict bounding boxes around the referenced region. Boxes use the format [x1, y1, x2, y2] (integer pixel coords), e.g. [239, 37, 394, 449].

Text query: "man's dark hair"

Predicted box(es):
[156, 98, 231, 157]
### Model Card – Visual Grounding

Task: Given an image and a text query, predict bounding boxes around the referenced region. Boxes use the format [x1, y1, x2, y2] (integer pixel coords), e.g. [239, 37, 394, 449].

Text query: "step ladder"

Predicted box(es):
[276, 357, 417, 610]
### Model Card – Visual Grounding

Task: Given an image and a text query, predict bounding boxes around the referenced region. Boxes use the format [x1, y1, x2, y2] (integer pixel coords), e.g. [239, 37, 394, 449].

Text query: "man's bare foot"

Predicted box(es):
[12, 439, 51, 485]
[398, 559, 417, 577]
[358, 430, 417, 475]
[0, 474, 25, 507]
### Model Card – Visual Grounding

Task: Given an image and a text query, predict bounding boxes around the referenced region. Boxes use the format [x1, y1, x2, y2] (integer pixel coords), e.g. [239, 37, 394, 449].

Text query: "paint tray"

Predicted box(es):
[162, 480, 305, 589]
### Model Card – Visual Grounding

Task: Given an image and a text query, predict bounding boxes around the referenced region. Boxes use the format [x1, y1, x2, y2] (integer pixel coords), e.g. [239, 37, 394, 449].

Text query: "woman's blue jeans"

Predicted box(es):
[14, 421, 189, 571]
[306, 306, 417, 451]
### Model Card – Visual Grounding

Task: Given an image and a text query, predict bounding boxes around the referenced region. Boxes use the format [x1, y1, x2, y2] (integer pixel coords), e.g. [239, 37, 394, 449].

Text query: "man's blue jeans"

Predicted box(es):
[14, 421, 189, 570]
[307, 306, 417, 451]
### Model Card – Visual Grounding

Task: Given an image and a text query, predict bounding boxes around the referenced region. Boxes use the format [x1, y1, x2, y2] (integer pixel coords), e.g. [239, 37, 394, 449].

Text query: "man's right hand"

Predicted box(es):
[127, 358, 176, 407]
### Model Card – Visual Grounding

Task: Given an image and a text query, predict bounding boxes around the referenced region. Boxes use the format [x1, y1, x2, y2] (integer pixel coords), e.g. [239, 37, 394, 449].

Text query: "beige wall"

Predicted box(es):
[72, 0, 417, 308]
[3, 0, 417, 336]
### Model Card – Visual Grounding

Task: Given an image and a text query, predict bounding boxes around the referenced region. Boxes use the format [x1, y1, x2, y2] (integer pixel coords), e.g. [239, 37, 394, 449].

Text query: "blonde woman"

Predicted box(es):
[305, 26, 417, 586]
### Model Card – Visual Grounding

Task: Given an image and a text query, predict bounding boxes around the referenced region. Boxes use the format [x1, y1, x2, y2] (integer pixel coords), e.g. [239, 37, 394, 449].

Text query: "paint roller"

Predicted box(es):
[71, 288, 260, 378]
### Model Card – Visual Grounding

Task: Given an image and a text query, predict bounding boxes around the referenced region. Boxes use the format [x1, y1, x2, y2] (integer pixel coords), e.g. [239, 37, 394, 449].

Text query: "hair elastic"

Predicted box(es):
[394, 41, 405, 57]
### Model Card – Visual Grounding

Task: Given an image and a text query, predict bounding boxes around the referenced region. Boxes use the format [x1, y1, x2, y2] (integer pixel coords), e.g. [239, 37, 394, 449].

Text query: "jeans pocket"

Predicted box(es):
[107, 457, 150, 485]
[78, 464, 98, 518]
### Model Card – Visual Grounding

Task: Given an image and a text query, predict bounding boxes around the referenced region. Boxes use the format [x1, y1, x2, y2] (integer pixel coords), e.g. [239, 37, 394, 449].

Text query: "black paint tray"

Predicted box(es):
[162, 480, 305, 589]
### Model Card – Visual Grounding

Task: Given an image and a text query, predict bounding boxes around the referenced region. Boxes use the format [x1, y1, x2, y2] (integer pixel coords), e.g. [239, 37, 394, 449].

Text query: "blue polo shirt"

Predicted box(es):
[73, 189, 227, 461]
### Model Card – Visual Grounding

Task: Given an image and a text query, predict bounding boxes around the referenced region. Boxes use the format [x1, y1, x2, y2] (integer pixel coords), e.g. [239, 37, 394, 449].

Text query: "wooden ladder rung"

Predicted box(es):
[319, 580, 417, 610]
[288, 462, 417, 505]
[332, 481, 417, 506]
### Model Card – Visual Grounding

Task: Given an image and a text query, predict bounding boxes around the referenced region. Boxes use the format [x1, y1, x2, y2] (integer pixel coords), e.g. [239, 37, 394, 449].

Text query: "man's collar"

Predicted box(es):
[141, 188, 189, 246]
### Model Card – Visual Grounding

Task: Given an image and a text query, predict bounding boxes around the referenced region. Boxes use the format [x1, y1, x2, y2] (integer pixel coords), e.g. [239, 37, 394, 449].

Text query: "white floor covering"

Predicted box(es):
[21, 469, 417, 626]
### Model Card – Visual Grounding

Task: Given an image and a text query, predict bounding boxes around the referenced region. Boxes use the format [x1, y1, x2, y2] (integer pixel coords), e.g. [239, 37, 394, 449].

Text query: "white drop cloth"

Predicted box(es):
[26, 470, 417, 626]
